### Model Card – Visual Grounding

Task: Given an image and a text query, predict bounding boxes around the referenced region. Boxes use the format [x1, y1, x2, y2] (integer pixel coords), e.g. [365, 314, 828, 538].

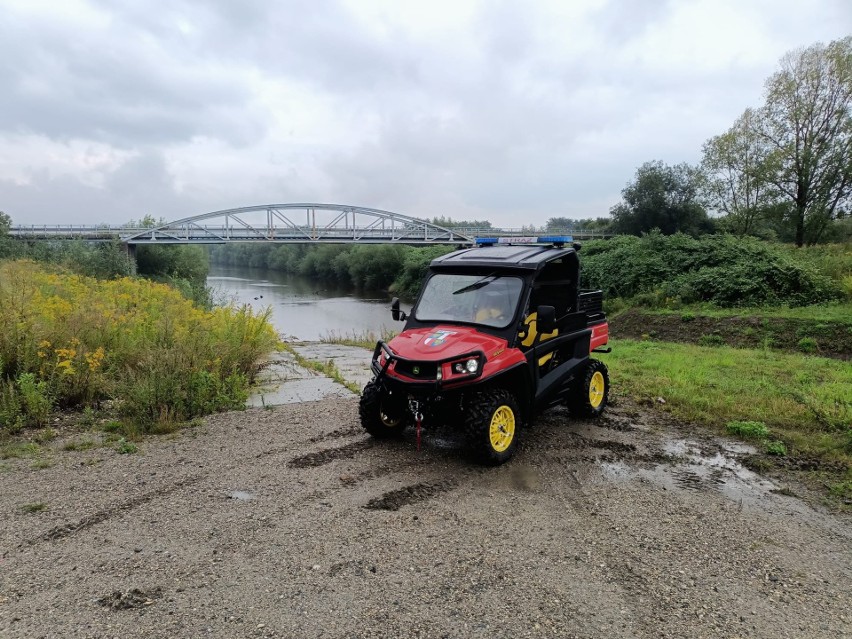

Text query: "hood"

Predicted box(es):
[387, 325, 507, 361]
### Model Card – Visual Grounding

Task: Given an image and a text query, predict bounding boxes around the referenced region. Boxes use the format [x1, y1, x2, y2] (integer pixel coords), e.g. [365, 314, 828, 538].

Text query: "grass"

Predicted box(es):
[0, 441, 42, 459]
[282, 344, 362, 394]
[21, 502, 48, 513]
[598, 339, 851, 469]
[638, 301, 852, 324]
[62, 438, 98, 452]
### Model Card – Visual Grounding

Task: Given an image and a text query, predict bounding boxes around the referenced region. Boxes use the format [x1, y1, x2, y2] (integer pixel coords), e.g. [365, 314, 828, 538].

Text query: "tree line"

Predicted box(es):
[0, 212, 211, 306]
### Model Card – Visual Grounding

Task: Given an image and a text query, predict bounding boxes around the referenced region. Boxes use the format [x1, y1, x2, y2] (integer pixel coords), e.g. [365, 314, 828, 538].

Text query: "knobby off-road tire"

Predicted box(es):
[359, 381, 406, 438]
[568, 359, 609, 418]
[464, 389, 521, 465]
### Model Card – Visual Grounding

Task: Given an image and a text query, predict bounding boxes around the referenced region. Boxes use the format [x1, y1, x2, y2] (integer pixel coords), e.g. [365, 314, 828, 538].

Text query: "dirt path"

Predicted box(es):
[1, 395, 849, 638]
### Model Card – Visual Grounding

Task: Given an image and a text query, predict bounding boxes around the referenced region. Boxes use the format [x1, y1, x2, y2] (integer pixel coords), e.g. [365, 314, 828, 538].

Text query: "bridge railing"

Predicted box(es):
[9, 224, 613, 242]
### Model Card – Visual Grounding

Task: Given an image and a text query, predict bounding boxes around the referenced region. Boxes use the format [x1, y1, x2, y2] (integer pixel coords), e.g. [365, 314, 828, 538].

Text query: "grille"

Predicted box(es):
[395, 361, 438, 379]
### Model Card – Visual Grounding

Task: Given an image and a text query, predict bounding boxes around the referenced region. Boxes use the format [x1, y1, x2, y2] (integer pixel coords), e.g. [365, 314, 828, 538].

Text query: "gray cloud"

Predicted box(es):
[0, 7, 264, 147]
[1, 0, 850, 228]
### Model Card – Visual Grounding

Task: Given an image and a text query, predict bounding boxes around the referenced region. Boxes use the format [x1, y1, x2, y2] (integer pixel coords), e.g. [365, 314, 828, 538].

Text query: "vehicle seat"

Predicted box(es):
[475, 307, 505, 323]
[519, 312, 558, 367]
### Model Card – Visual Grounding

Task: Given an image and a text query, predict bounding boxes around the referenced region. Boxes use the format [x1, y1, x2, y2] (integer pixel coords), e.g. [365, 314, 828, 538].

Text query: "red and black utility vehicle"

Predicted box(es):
[360, 236, 610, 464]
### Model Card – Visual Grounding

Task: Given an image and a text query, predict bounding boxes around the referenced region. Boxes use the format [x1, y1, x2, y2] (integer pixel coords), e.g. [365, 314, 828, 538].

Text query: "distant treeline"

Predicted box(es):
[208, 242, 453, 300]
[211, 233, 849, 309]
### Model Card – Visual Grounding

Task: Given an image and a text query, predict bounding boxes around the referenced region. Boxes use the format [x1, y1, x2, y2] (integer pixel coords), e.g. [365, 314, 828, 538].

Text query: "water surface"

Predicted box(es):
[207, 264, 396, 341]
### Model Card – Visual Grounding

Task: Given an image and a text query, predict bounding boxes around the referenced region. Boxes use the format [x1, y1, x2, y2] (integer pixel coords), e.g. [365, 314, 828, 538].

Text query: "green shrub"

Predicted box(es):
[681, 312, 696, 322]
[16, 373, 52, 427]
[797, 337, 819, 353]
[581, 233, 841, 307]
[765, 440, 788, 456]
[698, 334, 725, 347]
[0, 378, 23, 433]
[101, 420, 122, 433]
[116, 438, 137, 454]
[726, 420, 770, 440]
[842, 275, 852, 301]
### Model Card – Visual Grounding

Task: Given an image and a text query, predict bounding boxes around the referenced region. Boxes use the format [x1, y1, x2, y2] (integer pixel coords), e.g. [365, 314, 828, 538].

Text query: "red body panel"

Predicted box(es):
[385, 325, 525, 384]
[590, 321, 609, 352]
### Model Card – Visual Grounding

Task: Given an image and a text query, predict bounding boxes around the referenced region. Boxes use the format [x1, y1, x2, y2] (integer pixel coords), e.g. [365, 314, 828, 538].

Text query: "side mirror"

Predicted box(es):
[537, 305, 556, 334]
[391, 297, 407, 322]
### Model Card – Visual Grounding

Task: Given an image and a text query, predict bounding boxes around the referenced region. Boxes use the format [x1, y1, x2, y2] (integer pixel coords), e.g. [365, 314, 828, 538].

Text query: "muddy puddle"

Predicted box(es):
[592, 435, 779, 507]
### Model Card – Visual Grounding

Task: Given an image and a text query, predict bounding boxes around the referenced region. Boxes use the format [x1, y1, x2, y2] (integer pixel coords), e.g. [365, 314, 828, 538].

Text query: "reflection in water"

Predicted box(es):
[207, 265, 396, 341]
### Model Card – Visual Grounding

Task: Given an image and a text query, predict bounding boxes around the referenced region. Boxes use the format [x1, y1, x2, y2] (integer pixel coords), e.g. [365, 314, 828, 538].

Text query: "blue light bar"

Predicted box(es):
[475, 235, 573, 246]
[537, 235, 573, 244]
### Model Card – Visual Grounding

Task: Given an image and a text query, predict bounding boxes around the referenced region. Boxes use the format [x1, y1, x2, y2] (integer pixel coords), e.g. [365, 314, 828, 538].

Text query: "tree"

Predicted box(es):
[735, 37, 852, 246]
[609, 161, 711, 236]
[701, 109, 777, 235]
[430, 216, 492, 229]
[544, 217, 574, 230]
[0, 211, 10, 235]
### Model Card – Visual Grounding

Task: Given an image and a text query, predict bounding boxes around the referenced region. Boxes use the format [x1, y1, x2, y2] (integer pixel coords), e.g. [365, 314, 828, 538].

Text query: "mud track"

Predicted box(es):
[0, 399, 849, 638]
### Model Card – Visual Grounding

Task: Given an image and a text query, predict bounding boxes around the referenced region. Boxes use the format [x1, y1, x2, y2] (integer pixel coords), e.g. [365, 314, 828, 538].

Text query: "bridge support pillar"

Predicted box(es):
[124, 242, 137, 261]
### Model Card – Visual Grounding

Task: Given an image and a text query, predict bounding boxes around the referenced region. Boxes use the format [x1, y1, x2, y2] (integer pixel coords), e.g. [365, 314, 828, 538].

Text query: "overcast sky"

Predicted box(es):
[1, 0, 850, 228]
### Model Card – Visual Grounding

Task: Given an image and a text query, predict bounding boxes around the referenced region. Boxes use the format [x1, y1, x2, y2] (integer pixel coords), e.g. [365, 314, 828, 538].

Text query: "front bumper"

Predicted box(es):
[370, 340, 487, 392]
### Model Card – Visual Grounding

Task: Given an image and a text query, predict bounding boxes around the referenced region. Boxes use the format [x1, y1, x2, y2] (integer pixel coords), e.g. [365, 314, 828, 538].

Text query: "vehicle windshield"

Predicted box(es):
[415, 273, 523, 328]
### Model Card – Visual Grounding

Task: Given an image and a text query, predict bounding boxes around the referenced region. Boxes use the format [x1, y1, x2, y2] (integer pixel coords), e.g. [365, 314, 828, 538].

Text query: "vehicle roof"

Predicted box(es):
[430, 244, 577, 270]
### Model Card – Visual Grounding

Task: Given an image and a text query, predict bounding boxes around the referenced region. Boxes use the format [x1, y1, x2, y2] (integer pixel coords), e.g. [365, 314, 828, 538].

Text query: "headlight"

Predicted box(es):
[452, 358, 479, 375]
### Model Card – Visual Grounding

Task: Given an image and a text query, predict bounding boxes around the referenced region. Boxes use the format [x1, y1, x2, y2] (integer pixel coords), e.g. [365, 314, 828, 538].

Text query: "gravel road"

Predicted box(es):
[1, 397, 850, 638]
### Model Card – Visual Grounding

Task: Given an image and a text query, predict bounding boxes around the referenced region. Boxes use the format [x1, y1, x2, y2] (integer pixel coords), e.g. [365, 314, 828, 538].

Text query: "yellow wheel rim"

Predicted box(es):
[589, 371, 605, 408]
[489, 405, 516, 453]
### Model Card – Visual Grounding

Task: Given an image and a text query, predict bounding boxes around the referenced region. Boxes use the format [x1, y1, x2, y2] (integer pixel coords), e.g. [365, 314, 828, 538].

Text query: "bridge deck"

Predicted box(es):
[9, 204, 611, 245]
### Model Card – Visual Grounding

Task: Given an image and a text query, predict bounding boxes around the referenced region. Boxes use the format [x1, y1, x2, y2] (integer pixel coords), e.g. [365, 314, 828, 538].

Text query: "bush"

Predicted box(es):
[797, 337, 819, 353]
[698, 334, 725, 347]
[726, 420, 770, 440]
[16, 373, 51, 427]
[0, 261, 278, 431]
[0, 378, 24, 433]
[765, 440, 788, 456]
[581, 233, 841, 307]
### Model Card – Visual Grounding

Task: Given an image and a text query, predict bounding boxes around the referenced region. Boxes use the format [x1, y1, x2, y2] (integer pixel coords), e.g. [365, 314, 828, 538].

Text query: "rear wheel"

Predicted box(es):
[568, 359, 609, 418]
[465, 389, 521, 465]
[359, 381, 406, 438]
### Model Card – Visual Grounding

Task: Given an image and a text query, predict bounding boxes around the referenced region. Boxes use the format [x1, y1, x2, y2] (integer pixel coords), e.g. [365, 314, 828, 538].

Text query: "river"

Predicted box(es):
[207, 264, 397, 341]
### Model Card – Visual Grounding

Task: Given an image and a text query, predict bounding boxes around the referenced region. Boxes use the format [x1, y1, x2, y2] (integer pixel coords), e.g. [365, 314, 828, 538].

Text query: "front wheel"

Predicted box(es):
[465, 389, 521, 465]
[359, 381, 406, 438]
[568, 359, 609, 418]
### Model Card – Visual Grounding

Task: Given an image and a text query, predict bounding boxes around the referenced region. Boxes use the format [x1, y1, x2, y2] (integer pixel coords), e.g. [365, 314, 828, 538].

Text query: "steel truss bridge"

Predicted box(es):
[9, 203, 609, 246]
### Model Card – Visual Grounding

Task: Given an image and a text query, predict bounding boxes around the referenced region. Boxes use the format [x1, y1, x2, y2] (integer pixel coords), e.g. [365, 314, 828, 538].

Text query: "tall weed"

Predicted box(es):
[0, 260, 277, 431]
